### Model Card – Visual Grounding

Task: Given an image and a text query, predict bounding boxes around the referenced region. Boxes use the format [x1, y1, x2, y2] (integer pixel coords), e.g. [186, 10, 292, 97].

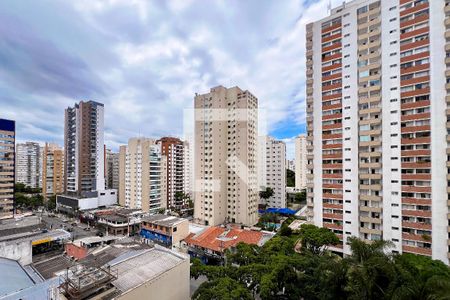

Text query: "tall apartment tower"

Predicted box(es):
[64, 101, 105, 195]
[183, 140, 193, 198]
[306, 0, 449, 264]
[42, 143, 64, 199]
[0, 119, 15, 219]
[295, 134, 307, 189]
[157, 137, 186, 209]
[119, 138, 166, 213]
[258, 136, 286, 208]
[105, 149, 119, 190]
[16, 142, 41, 189]
[194, 85, 259, 226]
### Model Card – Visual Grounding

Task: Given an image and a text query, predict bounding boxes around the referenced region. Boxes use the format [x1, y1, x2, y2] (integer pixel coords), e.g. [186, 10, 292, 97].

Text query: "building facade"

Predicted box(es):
[295, 134, 307, 189]
[0, 119, 15, 219]
[140, 214, 189, 249]
[16, 142, 41, 189]
[105, 149, 120, 190]
[64, 101, 105, 195]
[306, 0, 449, 264]
[286, 159, 295, 172]
[119, 138, 166, 214]
[42, 143, 64, 199]
[258, 136, 286, 208]
[157, 137, 187, 209]
[194, 85, 259, 226]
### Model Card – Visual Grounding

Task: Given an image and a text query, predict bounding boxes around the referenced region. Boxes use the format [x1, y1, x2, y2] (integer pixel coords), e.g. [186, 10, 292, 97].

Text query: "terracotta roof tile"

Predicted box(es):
[184, 226, 263, 252]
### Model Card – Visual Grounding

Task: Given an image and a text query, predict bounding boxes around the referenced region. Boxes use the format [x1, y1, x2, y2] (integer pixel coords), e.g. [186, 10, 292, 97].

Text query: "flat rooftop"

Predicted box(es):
[142, 214, 187, 227]
[0, 257, 34, 297]
[0, 229, 71, 245]
[108, 246, 188, 293]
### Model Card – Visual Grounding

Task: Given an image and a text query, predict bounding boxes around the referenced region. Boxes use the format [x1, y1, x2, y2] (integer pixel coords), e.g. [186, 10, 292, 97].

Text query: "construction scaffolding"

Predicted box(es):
[59, 263, 118, 300]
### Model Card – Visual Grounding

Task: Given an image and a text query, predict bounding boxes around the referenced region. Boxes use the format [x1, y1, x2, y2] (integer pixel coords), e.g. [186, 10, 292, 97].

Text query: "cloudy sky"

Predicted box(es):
[0, 0, 341, 159]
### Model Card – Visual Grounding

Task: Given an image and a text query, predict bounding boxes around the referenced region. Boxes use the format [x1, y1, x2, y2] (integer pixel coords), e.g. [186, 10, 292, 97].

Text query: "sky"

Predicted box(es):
[0, 0, 342, 159]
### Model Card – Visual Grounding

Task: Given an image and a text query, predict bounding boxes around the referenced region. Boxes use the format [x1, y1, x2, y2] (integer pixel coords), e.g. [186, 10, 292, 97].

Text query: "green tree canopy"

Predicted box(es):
[299, 224, 340, 255]
[190, 225, 450, 300]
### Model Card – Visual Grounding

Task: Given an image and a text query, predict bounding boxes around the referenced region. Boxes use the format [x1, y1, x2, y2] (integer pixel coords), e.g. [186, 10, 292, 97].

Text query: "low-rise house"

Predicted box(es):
[183, 226, 274, 264]
[140, 214, 189, 249]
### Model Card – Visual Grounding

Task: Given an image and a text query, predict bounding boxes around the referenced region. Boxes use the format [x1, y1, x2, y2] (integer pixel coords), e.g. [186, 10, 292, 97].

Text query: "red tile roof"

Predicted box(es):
[184, 226, 264, 252]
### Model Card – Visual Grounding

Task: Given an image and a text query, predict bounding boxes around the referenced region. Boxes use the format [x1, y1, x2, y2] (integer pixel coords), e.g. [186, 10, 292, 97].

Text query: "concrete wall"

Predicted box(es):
[171, 220, 190, 247]
[118, 258, 189, 300]
[0, 240, 32, 265]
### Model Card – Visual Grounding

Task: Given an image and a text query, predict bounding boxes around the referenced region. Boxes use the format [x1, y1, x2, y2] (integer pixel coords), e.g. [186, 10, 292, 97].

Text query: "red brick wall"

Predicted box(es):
[65, 243, 88, 259]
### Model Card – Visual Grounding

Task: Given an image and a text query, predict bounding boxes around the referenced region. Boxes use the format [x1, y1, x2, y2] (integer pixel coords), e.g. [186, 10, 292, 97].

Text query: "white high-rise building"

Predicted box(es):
[258, 136, 286, 208]
[306, 0, 449, 264]
[194, 85, 259, 226]
[64, 100, 105, 195]
[295, 134, 307, 189]
[16, 142, 41, 189]
[119, 138, 166, 214]
[286, 159, 295, 172]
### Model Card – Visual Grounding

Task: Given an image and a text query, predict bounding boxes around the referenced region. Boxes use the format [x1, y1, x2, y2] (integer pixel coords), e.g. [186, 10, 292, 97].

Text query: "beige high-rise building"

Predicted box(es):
[105, 149, 119, 190]
[157, 137, 188, 209]
[42, 143, 64, 199]
[119, 138, 166, 214]
[307, 0, 450, 264]
[295, 134, 307, 189]
[0, 119, 15, 219]
[194, 85, 258, 226]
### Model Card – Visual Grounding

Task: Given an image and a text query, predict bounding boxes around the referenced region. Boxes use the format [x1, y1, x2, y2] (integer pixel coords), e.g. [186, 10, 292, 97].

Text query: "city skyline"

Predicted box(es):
[0, 0, 346, 159]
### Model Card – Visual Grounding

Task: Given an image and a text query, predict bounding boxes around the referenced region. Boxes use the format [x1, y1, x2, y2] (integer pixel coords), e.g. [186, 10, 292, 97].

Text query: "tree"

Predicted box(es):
[192, 277, 253, 300]
[294, 189, 306, 203]
[259, 187, 274, 201]
[299, 224, 340, 255]
[387, 254, 450, 300]
[279, 224, 293, 237]
[286, 169, 295, 187]
[47, 195, 57, 211]
[190, 226, 450, 300]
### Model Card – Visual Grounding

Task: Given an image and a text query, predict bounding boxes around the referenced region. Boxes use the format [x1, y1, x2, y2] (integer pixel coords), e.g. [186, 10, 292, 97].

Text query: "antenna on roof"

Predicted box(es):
[327, 0, 332, 14]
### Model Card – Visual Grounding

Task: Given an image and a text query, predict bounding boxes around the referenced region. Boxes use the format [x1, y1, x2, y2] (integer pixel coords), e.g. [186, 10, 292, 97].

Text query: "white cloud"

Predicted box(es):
[1, 0, 345, 150]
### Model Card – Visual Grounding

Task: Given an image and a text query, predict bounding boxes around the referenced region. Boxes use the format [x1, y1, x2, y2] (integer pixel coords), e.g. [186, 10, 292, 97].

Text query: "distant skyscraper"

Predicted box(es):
[194, 85, 259, 226]
[0, 119, 15, 219]
[183, 140, 193, 198]
[64, 101, 105, 195]
[286, 159, 295, 172]
[295, 134, 307, 189]
[16, 142, 41, 189]
[157, 137, 190, 209]
[258, 136, 286, 208]
[306, 0, 449, 264]
[105, 149, 119, 190]
[119, 138, 166, 213]
[42, 143, 64, 199]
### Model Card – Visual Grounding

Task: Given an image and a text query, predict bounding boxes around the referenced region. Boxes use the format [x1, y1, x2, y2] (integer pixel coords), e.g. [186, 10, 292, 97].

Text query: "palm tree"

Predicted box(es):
[345, 238, 395, 300]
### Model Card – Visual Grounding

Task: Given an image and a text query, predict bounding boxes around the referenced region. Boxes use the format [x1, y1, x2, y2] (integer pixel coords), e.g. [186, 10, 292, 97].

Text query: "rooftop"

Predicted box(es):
[0, 228, 71, 245]
[142, 214, 187, 227]
[184, 226, 272, 252]
[0, 257, 34, 297]
[108, 246, 188, 293]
